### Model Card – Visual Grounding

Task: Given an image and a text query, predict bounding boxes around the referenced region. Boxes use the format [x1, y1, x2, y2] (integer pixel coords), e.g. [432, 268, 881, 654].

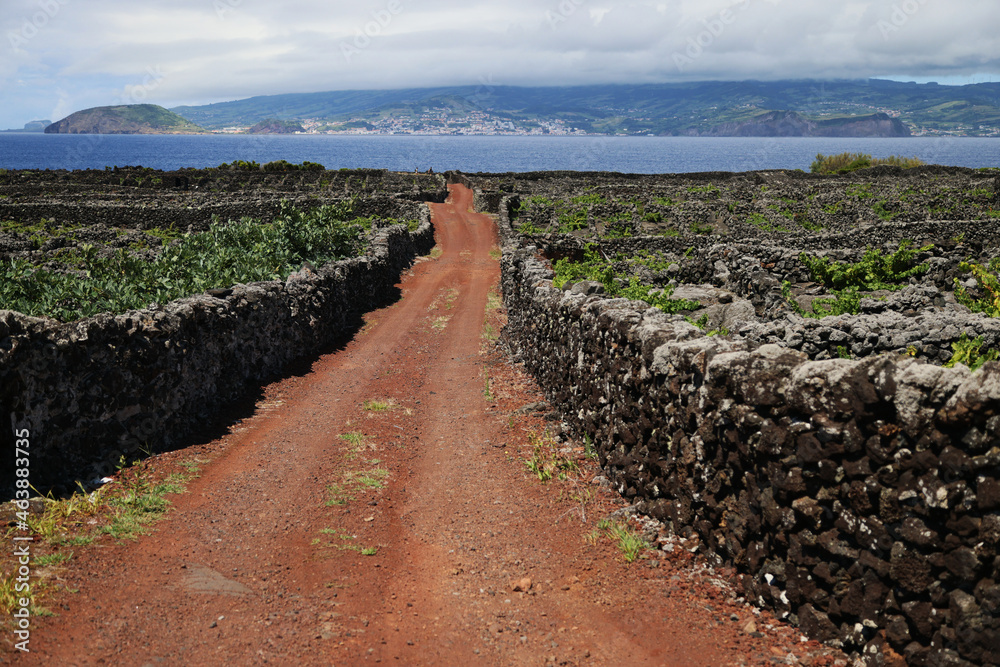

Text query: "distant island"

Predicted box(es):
[22, 120, 51, 132]
[168, 79, 1000, 137]
[26, 79, 1000, 138]
[1, 120, 51, 133]
[44, 104, 206, 135]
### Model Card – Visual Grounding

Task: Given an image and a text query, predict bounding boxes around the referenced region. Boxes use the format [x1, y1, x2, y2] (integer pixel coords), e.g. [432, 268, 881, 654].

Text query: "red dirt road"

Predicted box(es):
[13, 185, 846, 666]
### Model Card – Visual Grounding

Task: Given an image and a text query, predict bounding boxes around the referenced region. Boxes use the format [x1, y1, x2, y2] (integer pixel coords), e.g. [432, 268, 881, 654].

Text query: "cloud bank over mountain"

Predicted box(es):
[2, 0, 998, 128]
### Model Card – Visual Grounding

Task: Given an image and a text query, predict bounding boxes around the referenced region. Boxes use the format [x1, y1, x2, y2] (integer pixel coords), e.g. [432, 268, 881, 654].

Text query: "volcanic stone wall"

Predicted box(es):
[501, 245, 1000, 666]
[0, 168, 447, 236]
[0, 195, 429, 234]
[0, 211, 434, 495]
[488, 187, 1000, 370]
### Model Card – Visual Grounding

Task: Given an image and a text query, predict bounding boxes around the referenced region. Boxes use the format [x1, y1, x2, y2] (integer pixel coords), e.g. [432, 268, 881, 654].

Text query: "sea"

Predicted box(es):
[1, 133, 999, 174]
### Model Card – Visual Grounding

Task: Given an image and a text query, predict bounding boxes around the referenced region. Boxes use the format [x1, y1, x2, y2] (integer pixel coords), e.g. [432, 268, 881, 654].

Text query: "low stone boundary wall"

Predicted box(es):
[501, 245, 1000, 666]
[0, 195, 430, 235]
[0, 210, 434, 494]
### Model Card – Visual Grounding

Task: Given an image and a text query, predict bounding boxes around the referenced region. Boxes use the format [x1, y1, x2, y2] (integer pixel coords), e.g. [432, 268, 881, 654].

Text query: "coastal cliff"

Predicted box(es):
[246, 119, 306, 134]
[698, 110, 911, 138]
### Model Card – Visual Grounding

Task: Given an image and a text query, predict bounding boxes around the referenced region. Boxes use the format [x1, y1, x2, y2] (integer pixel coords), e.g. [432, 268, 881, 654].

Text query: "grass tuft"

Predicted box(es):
[524, 431, 578, 482]
[362, 398, 395, 412]
[592, 519, 651, 563]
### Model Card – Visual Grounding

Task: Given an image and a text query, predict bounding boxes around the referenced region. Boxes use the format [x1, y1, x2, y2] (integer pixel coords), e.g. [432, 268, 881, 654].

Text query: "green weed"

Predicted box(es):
[362, 399, 395, 412]
[101, 477, 185, 541]
[339, 432, 371, 459]
[524, 431, 578, 482]
[0, 572, 50, 619]
[591, 519, 651, 563]
[0, 573, 18, 617]
[316, 528, 378, 555]
[34, 552, 72, 567]
[324, 483, 353, 506]
[350, 469, 389, 489]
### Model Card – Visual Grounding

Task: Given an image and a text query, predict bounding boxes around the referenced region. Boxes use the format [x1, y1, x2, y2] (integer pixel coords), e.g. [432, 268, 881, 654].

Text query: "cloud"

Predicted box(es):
[0, 0, 998, 128]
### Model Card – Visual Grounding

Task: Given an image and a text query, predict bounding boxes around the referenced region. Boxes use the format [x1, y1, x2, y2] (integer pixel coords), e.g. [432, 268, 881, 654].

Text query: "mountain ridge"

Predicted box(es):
[168, 79, 1000, 136]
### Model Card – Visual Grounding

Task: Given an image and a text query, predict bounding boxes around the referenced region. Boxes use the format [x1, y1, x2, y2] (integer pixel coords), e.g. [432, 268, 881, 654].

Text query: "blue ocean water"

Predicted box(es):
[1, 132, 998, 173]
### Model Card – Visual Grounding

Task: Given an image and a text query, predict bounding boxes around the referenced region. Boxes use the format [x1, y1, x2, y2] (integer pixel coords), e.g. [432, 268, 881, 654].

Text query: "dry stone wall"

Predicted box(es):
[0, 168, 446, 238]
[500, 230, 1000, 666]
[0, 211, 434, 496]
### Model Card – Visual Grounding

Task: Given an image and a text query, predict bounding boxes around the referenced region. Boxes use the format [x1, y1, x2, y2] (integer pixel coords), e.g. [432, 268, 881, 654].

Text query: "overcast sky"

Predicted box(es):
[1, 0, 999, 128]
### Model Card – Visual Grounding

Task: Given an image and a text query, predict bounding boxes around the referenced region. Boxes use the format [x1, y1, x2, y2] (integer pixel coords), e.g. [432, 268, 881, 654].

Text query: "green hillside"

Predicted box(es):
[169, 80, 1000, 136]
[45, 104, 207, 134]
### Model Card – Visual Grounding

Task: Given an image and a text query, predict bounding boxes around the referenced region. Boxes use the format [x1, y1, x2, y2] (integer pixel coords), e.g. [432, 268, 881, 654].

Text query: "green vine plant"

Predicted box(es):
[552, 246, 701, 316]
[955, 259, 1000, 317]
[0, 200, 374, 322]
[515, 194, 604, 236]
[945, 333, 1000, 372]
[516, 221, 543, 235]
[799, 241, 933, 291]
[782, 282, 863, 319]
[687, 313, 730, 336]
[782, 241, 933, 318]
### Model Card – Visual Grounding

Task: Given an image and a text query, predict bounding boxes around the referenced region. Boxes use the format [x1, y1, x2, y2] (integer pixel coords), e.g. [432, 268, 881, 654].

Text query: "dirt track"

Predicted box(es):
[16, 185, 847, 666]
